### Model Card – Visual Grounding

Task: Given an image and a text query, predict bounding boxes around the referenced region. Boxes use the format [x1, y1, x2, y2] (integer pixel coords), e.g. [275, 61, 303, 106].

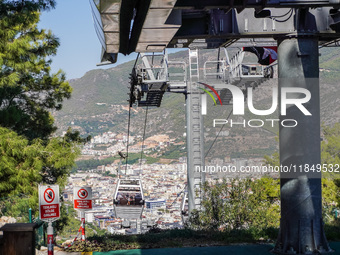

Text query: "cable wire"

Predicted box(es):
[216, 47, 221, 80]
[139, 106, 148, 172]
[269, 8, 293, 18]
[272, 9, 293, 23]
[167, 184, 187, 209]
[205, 108, 232, 158]
[124, 53, 141, 175]
[125, 105, 132, 175]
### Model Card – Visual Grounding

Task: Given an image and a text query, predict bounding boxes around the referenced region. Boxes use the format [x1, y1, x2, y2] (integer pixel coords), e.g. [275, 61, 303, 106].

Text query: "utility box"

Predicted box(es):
[0, 223, 38, 255]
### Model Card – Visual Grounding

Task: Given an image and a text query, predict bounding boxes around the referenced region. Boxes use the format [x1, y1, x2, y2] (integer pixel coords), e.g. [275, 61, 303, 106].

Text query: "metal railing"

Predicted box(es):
[203, 60, 227, 81]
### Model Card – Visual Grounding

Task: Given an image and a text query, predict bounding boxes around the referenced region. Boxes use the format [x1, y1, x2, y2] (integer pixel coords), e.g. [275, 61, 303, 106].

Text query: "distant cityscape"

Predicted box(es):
[80, 131, 174, 157]
[63, 131, 273, 235]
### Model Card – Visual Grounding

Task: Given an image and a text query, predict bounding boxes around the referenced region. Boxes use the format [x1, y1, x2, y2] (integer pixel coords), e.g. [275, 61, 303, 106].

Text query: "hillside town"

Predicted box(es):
[80, 131, 172, 157]
[63, 131, 271, 234]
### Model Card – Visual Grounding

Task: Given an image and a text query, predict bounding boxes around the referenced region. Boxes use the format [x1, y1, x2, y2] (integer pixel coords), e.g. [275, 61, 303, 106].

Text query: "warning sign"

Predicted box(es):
[78, 189, 88, 199]
[74, 187, 92, 211]
[44, 188, 55, 203]
[40, 204, 60, 219]
[39, 185, 60, 221]
[74, 199, 92, 209]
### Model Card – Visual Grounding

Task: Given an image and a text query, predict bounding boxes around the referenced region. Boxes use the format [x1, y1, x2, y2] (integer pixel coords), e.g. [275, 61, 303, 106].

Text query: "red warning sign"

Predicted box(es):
[39, 185, 60, 221]
[74, 200, 92, 209]
[40, 204, 60, 220]
[74, 187, 92, 210]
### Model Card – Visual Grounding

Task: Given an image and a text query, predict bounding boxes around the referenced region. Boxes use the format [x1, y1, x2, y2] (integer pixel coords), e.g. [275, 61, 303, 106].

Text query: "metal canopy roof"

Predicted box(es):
[90, 0, 340, 64]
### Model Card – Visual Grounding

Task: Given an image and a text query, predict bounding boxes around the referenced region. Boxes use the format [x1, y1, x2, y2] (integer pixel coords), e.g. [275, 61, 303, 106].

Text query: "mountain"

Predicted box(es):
[53, 48, 340, 160]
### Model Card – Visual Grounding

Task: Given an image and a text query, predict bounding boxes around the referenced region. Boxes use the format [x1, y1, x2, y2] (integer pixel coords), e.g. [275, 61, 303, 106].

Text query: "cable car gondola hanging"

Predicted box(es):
[113, 178, 144, 220]
[113, 93, 147, 221]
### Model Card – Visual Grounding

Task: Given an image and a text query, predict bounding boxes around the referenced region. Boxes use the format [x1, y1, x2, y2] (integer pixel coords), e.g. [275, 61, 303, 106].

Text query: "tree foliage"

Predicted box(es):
[322, 178, 339, 223]
[0, 127, 80, 218]
[0, 0, 72, 140]
[0, 1, 87, 231]
[264, 123, 340, 179]
[321, 123, 340, 171]
[189, 177, 280, 233]
[0, 1, 56, 13]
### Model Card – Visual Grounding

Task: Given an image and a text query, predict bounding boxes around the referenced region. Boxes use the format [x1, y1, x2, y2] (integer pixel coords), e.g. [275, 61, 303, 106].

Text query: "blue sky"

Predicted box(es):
[39, 0, 138, 80]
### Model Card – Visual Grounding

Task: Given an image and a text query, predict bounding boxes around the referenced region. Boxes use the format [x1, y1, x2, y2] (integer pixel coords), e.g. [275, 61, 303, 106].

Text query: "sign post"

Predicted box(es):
[73, 187, 92, 241]
[39, 185, 60, 255]
[47, 222, 53, 255]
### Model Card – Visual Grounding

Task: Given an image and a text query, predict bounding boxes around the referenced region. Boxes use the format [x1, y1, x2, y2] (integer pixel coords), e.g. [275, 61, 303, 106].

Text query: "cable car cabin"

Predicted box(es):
[113, 179, 144, 220]
[181, 191, 189, 223]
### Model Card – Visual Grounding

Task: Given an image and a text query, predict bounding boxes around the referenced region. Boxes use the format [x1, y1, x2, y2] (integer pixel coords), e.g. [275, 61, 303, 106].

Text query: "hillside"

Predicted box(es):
[53, 48, 340, 160]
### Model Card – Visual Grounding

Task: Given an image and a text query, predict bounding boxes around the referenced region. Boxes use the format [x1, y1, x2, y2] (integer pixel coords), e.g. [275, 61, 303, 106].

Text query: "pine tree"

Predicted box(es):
[0, 1, 55, 13]
[0, 127, 81, 218]
[0, 0, 72, 140]
[0, 1, 83, 223]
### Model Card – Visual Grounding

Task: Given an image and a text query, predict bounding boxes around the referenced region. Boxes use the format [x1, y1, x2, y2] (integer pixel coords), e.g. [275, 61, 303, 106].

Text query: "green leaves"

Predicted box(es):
[41, 135, 80, 186]
[0, 1, 56, 16]
[189, 178, 280, 232]
[0, 4, 71, 140]
[0, 127, 81, 219]
[321, 123, 340, 172]
[0, 128, 41, 198]
[322, 178, 340, 223]
[0, 1, 84, 233]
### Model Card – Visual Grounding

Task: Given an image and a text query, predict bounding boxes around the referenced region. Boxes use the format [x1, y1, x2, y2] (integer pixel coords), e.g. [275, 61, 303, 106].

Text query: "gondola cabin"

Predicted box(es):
[113, 179, 144, 219]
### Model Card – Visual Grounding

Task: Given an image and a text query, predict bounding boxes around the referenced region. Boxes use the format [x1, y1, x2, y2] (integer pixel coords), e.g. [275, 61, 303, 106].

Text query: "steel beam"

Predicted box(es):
[186, 50, 205, 213]
[185, 92, 205, 212]
[273, 37, 332, 254]
[92, 0, 340, 64]
[173, 0, 340, 9]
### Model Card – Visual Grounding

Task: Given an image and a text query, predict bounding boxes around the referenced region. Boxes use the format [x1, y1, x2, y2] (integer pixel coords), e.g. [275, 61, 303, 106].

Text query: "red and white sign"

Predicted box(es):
[39, 185, 60, 221]
[73, 187, 92, 210]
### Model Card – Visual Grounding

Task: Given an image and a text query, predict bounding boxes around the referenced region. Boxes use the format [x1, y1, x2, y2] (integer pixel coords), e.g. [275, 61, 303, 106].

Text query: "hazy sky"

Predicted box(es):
[39, 0, 138, 80]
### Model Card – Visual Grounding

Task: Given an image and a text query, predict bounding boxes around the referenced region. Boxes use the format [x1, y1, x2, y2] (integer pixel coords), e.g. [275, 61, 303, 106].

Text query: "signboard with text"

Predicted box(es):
[39, 185, 60, 221]
[73, 187, 92, 211]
